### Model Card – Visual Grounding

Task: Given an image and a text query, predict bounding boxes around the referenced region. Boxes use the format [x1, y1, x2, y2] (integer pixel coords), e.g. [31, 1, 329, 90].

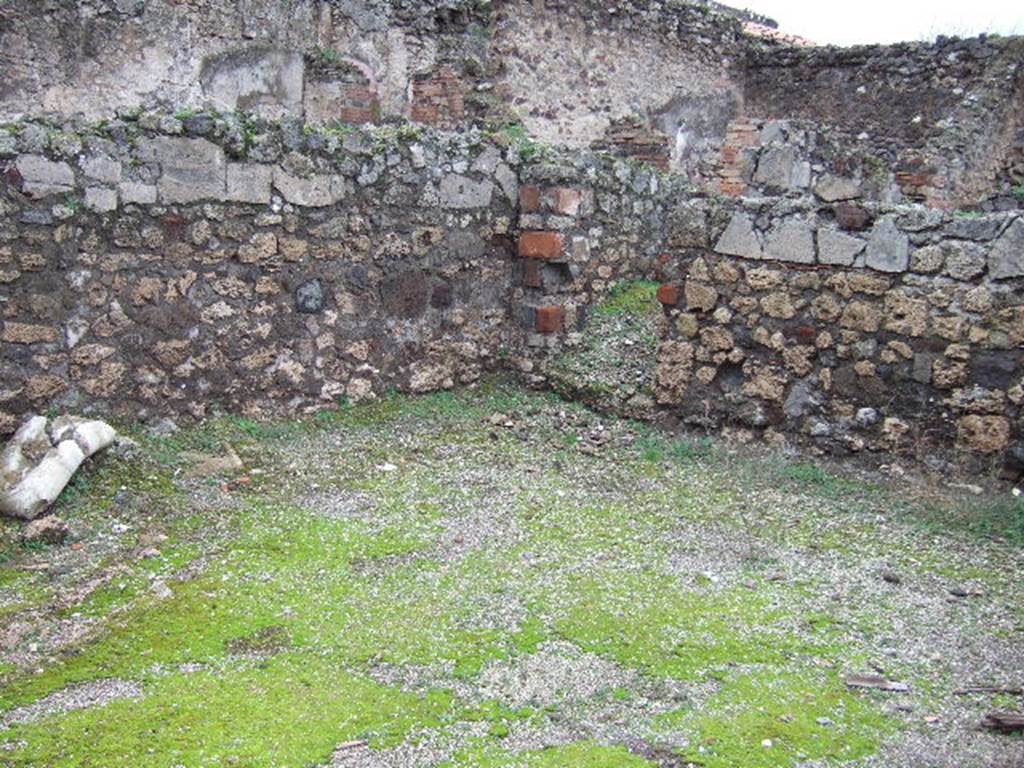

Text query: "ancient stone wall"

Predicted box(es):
[513, 153, 1024, 474]
[0, 0, 494, 125]
[743, 37, 1024, 208]
[3, 1, 1021, 205]
[490, 0, 745, 181]
[0, 0, 746, 180]
[1, 0, 1023, 472]
[0, 115, 518, 431]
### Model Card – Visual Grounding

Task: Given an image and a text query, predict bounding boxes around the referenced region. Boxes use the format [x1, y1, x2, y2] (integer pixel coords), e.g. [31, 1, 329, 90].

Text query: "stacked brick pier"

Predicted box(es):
[516, 185, 592, 344]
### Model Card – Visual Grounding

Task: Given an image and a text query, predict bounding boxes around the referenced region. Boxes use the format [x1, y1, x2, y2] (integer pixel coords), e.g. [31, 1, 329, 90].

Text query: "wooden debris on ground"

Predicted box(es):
[980, 713, 1024, 734]
[845, 674, 910, 693]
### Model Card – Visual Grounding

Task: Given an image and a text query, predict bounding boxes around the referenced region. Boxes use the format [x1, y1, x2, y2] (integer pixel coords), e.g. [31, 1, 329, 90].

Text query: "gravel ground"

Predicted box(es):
[0, 384, 1021, 767]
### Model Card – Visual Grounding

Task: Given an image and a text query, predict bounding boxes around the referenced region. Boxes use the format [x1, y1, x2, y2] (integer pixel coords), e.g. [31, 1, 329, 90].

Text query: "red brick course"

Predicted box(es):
[536, 306, 565, 334]
[657, 284, 681, 306]
[518, 232, 565, 260]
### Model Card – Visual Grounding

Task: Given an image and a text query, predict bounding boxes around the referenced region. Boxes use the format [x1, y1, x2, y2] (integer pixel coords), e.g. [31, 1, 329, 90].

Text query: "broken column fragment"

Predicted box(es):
[0, 415, 117, 520]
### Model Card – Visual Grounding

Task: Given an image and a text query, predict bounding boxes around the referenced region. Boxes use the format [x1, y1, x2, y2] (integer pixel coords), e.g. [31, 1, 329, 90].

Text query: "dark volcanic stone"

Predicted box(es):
[295, 279, 325, 314]
[970, 353, 1018, 390]
[431, 282, 453, 309]
[382, 271, 430, 319]
[834, 202, 873, 232]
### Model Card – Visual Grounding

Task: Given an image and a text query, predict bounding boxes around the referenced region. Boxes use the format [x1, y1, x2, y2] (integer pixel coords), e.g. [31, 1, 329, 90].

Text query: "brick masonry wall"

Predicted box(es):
[0, 116, 520, 431]
[512, 153, 1024, 476]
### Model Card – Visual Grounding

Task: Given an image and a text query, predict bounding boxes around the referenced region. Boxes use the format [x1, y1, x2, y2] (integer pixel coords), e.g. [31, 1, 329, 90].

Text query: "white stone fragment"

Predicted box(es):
[0, 415, 117, 520]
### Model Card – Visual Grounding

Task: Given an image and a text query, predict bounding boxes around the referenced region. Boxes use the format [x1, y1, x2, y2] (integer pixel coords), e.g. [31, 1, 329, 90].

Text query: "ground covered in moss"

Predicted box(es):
[0, 384, 1022, 767]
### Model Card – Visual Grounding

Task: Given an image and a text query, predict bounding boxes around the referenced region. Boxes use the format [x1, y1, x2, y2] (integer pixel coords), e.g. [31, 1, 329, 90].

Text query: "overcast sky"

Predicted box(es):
[735, 0, 1024, 46]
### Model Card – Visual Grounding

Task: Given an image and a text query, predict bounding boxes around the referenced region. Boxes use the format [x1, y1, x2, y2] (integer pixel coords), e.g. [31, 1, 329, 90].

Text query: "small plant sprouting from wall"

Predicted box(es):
[594, 281, 661, 318]
[494, 123, 548, 161]
[309, 47, 344, 69]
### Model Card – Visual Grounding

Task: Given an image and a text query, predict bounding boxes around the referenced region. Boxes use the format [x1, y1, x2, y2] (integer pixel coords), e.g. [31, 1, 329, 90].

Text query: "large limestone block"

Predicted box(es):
[752, 147, 811, 191]
[138, 137, 226, 203]
[1, 415, 117, 520]
[14, 155, 75, 198]
[272, 167, 345, 207]
[439, 175, 494, 209]
[865, 217, 909, 273]
[715, 212, 763, 260]
[818, 226, 865, 266]
[988, 218, 1024, 280]
[764, 217, 816, 264]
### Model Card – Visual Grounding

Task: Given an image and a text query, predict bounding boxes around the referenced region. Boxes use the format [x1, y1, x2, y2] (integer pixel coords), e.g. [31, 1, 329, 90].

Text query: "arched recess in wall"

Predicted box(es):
[304, 52, 381, 125]
[653, 88, 742, 183]
[199, 47, 305, 120]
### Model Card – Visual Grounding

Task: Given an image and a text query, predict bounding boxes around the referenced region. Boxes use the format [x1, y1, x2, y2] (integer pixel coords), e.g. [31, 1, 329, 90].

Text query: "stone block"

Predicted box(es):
[814, 174, 861, 202]
[685, 280, 719, 313]
[439, 174, 493, 209]
[272, 167, 345, 207]
[865, 217, 909, 273]
[81, 155, 122, 184]
[818, 226, 865, 266]
[943, 216, 1005, 242]
[752, 147, 810, 191]
[118, 181, 157, 205]
[14, 155, 74, 198]
[295, 280, 325, 314]
[942, 241, 988, 281]
[140, 137, 226, 203]
[834, 202, 872, 232]
[988, 218, 1024, 280]
[957, 415, 1011, 453]
[84, 187, 117, 212]
[1, 322, 59, 344]
[715, 212, 762, 260]
[551, 188, 582, 216]
[764, 218, 816, 264]
[227, 163, 273, 204]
